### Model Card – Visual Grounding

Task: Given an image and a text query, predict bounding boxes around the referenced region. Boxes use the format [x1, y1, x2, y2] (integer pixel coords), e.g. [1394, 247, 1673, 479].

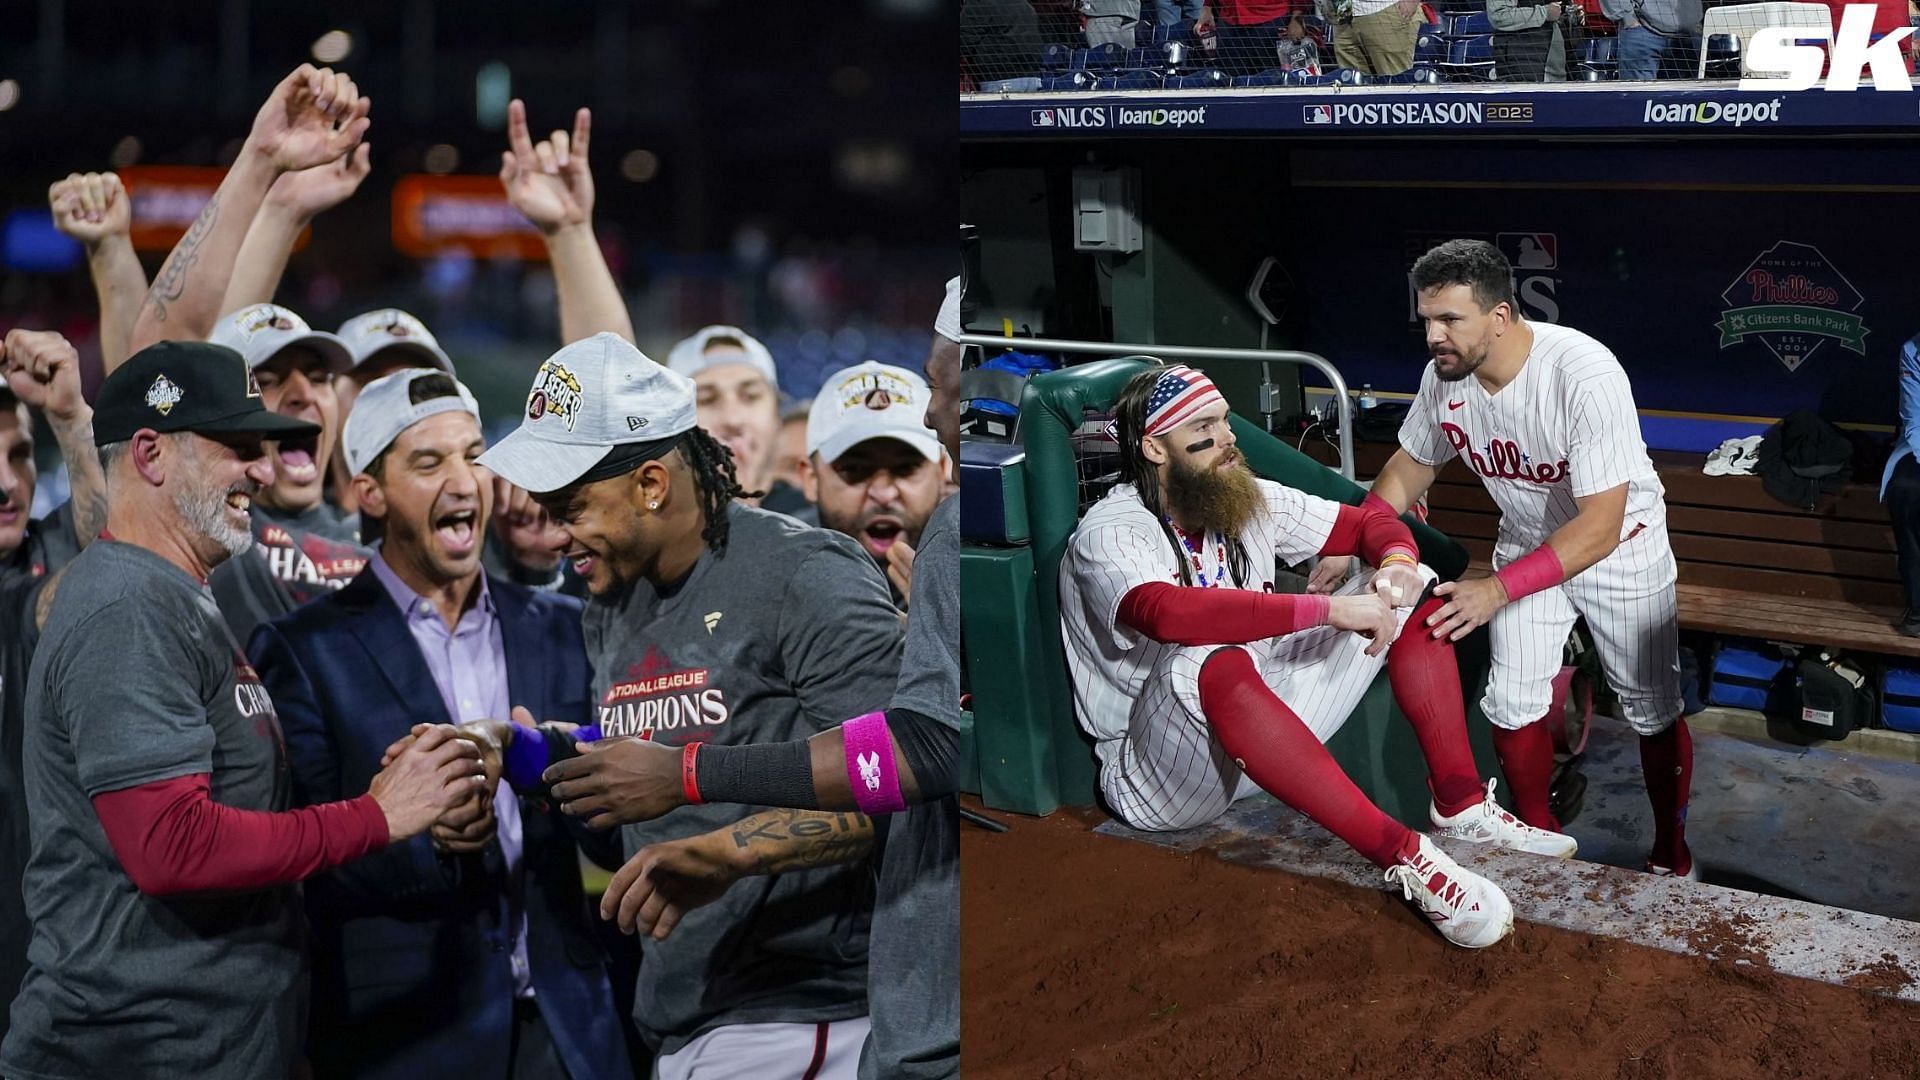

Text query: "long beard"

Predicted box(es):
[1165, 454, 1262, 537]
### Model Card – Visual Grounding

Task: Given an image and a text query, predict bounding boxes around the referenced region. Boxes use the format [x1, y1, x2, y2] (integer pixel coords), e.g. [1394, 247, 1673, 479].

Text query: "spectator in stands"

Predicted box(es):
[1320, 0, 1422, 75]
[1084, 0, 1145, 47]
[1489, 0, 1569, 79]
[1601, 0, 1699, 78]
[1158, 0, 1207, 31]
[1881, 331, 1920, 636]
[1196, 0, 1300, 76]
[961, 0, 1047, 89]
[1279, 13, 1325, 72]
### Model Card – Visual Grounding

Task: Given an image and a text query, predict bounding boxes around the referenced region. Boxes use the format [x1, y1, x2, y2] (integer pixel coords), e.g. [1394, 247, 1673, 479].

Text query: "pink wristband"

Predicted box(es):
[1493, 545, 1566, 603]
[843, 712, 907, 815]
[1295, 593, 1332, 628]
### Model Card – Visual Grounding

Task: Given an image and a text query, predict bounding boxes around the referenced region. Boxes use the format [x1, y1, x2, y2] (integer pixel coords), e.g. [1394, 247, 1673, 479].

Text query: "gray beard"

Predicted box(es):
[174, 480, 254, 561]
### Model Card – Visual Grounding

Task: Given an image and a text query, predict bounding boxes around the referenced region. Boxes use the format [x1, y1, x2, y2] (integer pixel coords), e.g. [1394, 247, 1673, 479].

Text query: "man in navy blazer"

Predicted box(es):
[250, 370, 628, 1080]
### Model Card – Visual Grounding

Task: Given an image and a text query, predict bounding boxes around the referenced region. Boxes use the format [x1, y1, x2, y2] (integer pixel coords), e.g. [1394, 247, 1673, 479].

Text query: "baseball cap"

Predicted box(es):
[806, 361, 941, 466]
[208, 303, 354, 374]
[336, 309, 456, 375]
[666, 325, 779, 391]
[94, 341, 322, 445]
[341, 368, 482, 476]
[477, 332, 699, 495]
[934, 277, 963, 343]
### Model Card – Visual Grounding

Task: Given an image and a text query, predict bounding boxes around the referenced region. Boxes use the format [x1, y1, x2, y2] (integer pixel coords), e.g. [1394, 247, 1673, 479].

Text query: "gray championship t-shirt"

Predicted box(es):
[583, 504, 903, 1056]
[211, 500, 372, 646]
[0, 541, 302, 1080]
[0, 510, 82, 1048]
[862, 495, 961, 1080]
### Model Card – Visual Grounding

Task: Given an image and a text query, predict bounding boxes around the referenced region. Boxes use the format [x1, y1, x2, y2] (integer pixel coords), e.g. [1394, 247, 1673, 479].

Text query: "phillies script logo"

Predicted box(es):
[1442, 422, 1569, 485]
[599, 665, 730, 736]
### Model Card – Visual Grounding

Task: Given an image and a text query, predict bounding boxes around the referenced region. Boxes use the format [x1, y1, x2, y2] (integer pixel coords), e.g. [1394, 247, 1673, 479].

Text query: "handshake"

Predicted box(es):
[377, 714, 540, 854]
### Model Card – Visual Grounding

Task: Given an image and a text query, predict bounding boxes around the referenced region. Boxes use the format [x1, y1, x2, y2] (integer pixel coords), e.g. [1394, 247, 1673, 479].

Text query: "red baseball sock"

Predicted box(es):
[1199, 649, 1419, 869]
[1489, 720, 1560, 831]
[1388, 596, 1485, 817]
[1639, 717, 1693, 872]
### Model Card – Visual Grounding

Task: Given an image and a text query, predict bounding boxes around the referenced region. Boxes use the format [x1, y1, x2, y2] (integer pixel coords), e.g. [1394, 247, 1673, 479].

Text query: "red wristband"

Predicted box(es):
[681, 742, 705, 805]
[1492, 545, 1566, 603]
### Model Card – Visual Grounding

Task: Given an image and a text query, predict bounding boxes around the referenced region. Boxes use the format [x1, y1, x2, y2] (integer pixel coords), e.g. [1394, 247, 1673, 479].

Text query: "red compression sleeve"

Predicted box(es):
[1117, 582, 1330, 646]
[1318, 496, 1419, 568]
[93, 774, 390, 897]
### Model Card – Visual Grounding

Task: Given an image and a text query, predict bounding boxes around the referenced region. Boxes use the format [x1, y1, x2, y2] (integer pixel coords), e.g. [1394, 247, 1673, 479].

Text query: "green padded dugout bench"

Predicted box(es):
[964, 356, 1505, 823]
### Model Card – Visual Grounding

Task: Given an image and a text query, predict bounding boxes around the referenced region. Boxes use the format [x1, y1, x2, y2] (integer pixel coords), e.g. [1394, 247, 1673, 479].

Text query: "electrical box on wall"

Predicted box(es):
[1071, 166, 1142, 254]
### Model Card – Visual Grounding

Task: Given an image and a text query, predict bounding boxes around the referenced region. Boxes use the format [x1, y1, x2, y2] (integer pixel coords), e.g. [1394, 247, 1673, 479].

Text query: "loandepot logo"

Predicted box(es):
[1716, 241, 1869, 372]
[1300, 101, 1526, 126]
[1643, 99, 1783, 127]
[1115, 105, 1208, 128]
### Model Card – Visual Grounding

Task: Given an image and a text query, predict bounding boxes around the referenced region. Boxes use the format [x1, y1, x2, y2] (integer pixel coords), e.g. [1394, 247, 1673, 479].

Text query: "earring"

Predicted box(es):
[648, 501, 659, 510]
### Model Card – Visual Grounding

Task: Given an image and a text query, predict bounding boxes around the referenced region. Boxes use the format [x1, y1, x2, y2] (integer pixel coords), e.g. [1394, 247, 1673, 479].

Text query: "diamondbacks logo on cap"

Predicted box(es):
[835, 370, 914, 413]
[381, 314, 416, 338]
[863, 387, 894, 410]
[146, 374, 184, 416]
[240, 305, 297, 339]
[526, 360, 584, 430]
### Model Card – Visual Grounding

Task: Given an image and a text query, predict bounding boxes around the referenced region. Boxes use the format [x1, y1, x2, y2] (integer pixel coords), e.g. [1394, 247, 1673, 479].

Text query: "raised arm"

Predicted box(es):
[49, 173, 147, 372]
[499, 99, 634, 344]
[3, 330, 105, 549]
[127, 64, 371, 352]
[221, 144, 373, 316]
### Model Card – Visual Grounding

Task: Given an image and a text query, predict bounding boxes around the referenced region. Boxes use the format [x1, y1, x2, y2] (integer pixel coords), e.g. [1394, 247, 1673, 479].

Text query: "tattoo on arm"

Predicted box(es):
[141, 192, 221, 326]
[727, 808, 874, 875]
[58, 420, 108, 548]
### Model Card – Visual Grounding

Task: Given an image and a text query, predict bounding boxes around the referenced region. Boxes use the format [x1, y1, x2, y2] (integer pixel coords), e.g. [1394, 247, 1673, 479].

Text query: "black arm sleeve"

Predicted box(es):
[695, 706, 958, 811]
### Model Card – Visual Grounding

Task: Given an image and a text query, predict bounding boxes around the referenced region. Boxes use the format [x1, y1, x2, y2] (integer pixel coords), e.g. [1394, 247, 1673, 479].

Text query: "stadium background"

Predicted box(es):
[0, 0, 957, 502]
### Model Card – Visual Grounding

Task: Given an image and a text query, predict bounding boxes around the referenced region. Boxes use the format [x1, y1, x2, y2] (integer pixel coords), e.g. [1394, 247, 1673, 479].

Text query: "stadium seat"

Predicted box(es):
[1231, 68, 1291, 87]
[1095, 68, 1165, 89]
[1167, 67, 1232, 88]
[1437, 0, 1483, 14]
[1418, 20, 1444, 35]
[1440, 34, 1496, 79]
[1576, 34, 1616, 78]
[1041, 43, 1073, 72]
[1124, 46, 1161, 70]
[1444, 11, 1495, 36]
[1151, 21, 1194, 46]
[1696, 1, 1829, 78]
[1134, 19, 1158, 46]
[1703, 33, 1742, 78]
[1040, 70, 1099, 91]
[1334, 66, 1370, 84]
[1416, 31, 1447, 64]
[1410, 63, 1443, 83]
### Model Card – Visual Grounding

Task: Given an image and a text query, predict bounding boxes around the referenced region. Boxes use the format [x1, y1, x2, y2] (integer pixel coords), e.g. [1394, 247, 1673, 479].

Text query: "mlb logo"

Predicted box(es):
[1496, 232, 1556, 271]
[1031, 109, 1057, 127]
[1303, 105, 1333, 125]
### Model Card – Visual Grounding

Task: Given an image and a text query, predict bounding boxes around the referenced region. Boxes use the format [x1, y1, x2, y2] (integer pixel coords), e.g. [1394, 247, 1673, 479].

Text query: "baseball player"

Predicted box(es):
[1326, 238, 1694, 879]
[0, 341, 483, 1080]
[470, 332, 904, 1077]
[1061, 363, 1576, 950]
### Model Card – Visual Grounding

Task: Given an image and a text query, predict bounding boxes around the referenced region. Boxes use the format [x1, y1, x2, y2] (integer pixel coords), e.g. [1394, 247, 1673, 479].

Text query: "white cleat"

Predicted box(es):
[1647, 855, 1703, 882]
[1430, 779, 1579, 859]
[1383, 835, 1515, 949]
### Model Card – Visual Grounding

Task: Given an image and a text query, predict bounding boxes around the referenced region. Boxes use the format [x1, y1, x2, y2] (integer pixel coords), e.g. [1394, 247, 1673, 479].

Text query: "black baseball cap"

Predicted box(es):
[94, 341, 323, 445]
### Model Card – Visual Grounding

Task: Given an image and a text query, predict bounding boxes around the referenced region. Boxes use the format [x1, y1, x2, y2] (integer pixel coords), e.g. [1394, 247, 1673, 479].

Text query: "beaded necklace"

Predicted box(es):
[1167, 518, 1229, 589]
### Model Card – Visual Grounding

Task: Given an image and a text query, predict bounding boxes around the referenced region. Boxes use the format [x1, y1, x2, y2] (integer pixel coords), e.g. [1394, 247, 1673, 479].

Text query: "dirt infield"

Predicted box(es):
[960, 800, 1920, 1079]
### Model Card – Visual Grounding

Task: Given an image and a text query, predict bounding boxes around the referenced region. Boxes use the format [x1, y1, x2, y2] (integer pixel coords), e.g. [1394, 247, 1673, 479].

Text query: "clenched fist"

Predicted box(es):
[3, 330, 85, 425]
[48, 173, 130, 247]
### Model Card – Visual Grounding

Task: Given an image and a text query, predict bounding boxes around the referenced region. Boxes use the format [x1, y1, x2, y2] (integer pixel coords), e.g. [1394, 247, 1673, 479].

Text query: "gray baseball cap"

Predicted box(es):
[666, 325, 779, 390]
[208, 303, 353, 373]
[341, 368, 482, 476]
[337, 308, 456, 375]
[477, 333, 699, 494]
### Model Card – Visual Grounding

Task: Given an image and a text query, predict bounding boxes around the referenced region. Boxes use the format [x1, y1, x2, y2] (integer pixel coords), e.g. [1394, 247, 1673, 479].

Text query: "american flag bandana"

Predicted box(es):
[1142, 365, 1225, 436]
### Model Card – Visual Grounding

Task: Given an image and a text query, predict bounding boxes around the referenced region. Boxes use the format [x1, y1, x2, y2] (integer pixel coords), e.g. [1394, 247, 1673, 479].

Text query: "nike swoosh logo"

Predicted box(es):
[1447, 400, 1465, 410]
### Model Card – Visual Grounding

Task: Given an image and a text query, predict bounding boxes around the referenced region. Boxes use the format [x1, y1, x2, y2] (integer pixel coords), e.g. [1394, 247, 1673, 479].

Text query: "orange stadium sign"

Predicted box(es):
[390, 175, 547, 260]
[118, 166, 310, 254]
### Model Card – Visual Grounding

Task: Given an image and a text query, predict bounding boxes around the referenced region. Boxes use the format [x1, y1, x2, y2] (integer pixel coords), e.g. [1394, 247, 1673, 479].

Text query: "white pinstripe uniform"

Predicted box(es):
[1399, 321, 1683, 736]
[1060, 480, 1438, 832]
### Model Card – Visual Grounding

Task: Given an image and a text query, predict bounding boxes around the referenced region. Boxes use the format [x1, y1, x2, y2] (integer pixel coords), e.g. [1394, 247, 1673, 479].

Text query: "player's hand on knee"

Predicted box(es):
[1307, 555, 1352, 594]
[543, 736, 685, 828]
[1426, 577, 1506, 642]
[1330, 593, 1397, 656]
[1372, 563, 1424, 608]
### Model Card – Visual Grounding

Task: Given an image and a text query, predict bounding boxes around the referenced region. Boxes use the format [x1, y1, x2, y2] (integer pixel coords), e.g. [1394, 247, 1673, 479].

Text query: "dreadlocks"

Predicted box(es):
[678, 425, 761, 550]
[1111, 367, 1250, 588]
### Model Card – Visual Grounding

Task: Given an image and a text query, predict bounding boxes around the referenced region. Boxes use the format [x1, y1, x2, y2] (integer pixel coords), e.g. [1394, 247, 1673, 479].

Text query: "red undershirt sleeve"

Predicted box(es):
[1317, 497, 1420, 568]
[92, 774, 391, 896]
[1117, 582, 1331, 646]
